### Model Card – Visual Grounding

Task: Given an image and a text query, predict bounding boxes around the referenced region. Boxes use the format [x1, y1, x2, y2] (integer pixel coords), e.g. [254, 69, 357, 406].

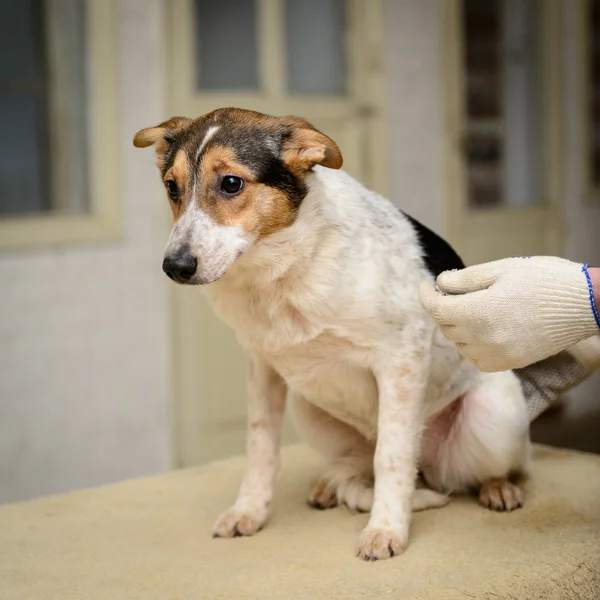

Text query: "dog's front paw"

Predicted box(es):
[356, 526, 408, 561]
[212, 506, 267, 538]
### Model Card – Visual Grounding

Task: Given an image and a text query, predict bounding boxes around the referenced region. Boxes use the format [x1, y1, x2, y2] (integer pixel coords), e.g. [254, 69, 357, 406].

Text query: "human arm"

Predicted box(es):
[516, 335, 600, 421]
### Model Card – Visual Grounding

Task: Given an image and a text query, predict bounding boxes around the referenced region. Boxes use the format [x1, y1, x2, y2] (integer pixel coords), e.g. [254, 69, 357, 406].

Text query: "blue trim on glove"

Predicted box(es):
[582, 264, 600, 329]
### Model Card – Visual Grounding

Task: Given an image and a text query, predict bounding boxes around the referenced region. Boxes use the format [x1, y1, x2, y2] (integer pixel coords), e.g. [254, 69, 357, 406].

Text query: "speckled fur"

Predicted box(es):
[134, 109, 530, 561]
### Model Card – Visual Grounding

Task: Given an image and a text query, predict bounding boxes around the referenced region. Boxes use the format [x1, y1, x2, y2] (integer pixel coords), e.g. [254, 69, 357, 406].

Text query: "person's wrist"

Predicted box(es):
[590, 267, 600, 307]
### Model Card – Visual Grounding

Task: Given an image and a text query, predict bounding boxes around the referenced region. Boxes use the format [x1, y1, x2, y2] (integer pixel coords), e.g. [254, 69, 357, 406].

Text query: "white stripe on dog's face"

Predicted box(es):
[190, 125, 219, 219]
[195, 125, 219, 163]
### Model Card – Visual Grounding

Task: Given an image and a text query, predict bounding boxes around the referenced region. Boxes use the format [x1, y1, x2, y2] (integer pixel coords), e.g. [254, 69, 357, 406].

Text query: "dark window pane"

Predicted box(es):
[193, 0, 259, 91]
[0, 0, 45, 86]
[0, 0, 48, 214]
[0, 95, 48, 214]
[285, 0, 346, 95]
[0, 0, 88, 216]
[462, 0, 542, 209]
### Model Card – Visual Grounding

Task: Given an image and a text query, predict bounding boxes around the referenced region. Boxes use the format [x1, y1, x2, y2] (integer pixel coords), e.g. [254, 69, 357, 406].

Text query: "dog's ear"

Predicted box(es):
[133, 116, 192, 168]
[279, 116, 343, 173]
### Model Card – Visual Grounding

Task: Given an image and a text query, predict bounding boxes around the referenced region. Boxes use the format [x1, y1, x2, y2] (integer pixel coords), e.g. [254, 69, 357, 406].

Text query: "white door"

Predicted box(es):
[167, 0, 387, 466]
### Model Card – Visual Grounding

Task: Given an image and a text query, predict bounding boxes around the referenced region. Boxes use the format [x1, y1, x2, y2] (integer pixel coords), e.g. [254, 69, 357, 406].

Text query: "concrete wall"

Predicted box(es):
[0, 0, 171, 504]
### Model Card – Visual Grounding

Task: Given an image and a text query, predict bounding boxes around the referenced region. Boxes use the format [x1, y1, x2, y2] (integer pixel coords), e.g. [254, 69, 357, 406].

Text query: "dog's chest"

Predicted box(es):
[207, 284, 380, 437]
[267, 332, 380, 439]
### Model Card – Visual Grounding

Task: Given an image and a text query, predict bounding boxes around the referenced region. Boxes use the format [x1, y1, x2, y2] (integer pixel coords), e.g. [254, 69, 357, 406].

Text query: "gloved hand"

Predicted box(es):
[419, 256, 600, 372]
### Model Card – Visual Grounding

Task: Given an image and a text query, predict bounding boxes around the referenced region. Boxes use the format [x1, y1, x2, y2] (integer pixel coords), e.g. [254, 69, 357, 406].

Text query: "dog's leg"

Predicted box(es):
[290, 394, 376, 511]
[356, 336, 430, 561]
[420, 370, 530, 510]
[212, 354, 286, 538]
[292, 395, 448, 513]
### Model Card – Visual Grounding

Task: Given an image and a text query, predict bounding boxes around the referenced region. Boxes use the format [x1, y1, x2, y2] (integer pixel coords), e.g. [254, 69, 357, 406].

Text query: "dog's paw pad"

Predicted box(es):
[356, 526, 407, 561]
[212, 508, 265, 538]
[479, 479, 523, 512]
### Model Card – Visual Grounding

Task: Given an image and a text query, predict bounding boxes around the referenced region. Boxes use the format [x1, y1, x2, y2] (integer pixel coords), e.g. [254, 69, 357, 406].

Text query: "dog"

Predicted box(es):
[134, 108, 530, 561]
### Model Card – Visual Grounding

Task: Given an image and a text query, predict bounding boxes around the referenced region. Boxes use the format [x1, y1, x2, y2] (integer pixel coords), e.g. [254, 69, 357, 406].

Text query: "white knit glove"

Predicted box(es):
[419, 256, 600, 372]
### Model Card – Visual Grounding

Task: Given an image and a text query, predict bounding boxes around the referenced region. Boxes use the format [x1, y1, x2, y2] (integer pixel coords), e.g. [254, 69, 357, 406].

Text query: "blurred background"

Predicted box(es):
[1, 0, 599, 505]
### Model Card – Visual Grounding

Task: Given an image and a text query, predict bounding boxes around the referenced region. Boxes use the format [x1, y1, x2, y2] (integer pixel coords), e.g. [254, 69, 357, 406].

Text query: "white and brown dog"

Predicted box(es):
[134, 108, 530, 561]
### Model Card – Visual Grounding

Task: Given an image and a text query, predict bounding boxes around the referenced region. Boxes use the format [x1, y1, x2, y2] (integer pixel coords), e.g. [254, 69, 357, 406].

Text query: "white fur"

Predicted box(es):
[165, 201, 254, 284]
[191, 126, 220, 206]
[198, 166, 529, 558]
[196, 125, 219, 162]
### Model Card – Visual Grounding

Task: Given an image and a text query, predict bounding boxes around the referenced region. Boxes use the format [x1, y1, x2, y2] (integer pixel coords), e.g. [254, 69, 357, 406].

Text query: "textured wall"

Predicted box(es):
[0, 0, 172, 504]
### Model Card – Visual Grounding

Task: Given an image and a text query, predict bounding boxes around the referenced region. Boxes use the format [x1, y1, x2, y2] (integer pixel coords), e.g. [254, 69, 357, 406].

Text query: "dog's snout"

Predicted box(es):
[162, 253, 197, 282]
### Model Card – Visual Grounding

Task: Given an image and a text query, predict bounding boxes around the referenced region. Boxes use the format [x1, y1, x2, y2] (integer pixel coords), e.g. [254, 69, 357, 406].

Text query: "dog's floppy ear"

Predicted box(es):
[279, 116, 343, 173]
[133, 116, 192, 168]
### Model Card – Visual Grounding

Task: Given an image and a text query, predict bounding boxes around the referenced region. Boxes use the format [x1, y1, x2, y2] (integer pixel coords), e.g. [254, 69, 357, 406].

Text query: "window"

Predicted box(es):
[462, 0, 543, 209]
[193, 0, 260, 91]
[0, 0, 120, 250]
[191, 0, 347, 97]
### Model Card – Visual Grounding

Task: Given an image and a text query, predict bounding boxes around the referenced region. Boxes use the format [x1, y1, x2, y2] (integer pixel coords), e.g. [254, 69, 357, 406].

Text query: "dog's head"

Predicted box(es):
[133, 108, 342, 285]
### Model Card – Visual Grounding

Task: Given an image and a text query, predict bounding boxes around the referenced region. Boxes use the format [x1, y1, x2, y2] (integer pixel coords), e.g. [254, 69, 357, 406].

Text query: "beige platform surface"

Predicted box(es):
[1, 444, 599, 599]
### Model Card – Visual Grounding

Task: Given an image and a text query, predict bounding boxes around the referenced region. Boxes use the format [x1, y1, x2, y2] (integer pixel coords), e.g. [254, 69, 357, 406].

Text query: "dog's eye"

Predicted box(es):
[221, 176, 243, 195]
[166, 179, 178, 199]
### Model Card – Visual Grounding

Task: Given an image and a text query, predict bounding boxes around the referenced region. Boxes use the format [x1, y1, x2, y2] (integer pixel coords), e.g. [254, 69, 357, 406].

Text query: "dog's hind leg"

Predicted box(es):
[291, 394, 449, 512]
[420, 371, 530, 511]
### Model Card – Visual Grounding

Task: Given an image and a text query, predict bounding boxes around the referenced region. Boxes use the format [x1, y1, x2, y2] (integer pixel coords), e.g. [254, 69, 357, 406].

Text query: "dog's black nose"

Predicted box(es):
[162, 253, 197, 281]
